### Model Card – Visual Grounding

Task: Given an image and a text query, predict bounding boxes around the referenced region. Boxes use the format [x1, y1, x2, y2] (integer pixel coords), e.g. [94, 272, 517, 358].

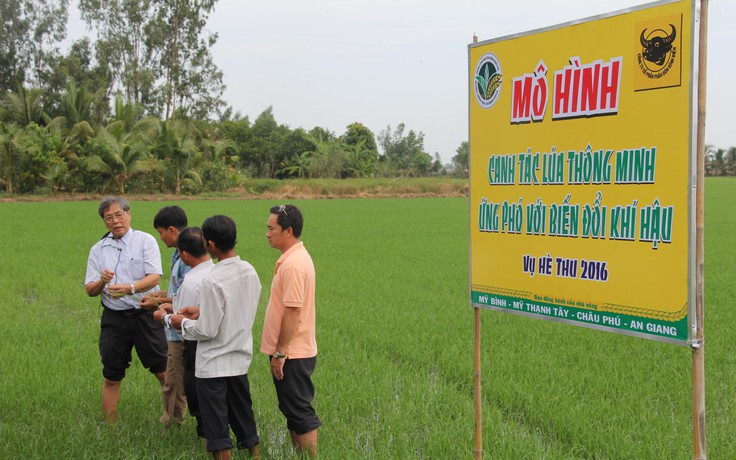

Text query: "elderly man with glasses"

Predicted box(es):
[84, 196, 167, 424]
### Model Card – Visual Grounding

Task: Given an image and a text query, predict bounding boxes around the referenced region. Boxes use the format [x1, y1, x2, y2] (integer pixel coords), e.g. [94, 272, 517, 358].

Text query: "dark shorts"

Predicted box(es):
[183, 340, 203, 436]
[272, 356, 322, 434]
[99, 307, 168, 381]
[197, 374, 259, 452]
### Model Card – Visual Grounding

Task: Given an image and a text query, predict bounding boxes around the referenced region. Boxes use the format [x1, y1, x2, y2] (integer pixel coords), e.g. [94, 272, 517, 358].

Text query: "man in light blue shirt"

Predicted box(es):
[141, 206, 191, 429]
[84, 196, 165, 424]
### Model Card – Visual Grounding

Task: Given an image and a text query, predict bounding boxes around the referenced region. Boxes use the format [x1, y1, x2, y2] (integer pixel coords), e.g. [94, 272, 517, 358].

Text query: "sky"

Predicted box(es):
[68, 0, 735, 163]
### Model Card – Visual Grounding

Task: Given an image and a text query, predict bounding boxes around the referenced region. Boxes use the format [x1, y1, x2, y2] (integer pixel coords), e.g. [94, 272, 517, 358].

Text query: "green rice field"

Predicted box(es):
[1, 177, 735, 458]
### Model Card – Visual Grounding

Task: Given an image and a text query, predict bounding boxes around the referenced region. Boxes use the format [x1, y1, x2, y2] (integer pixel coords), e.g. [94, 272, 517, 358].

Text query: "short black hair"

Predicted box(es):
[202, 215, 237, 251]
[269, 204, 304, 238]
[98, 196, 130, 218]
[177, 227, 207, 257]
[153, 205, 188, 230]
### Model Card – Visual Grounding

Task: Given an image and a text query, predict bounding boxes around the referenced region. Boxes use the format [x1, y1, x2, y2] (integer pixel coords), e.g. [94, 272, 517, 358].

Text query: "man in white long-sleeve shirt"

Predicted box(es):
[156, 226, 214, 438]
[170, 215, 261, 460]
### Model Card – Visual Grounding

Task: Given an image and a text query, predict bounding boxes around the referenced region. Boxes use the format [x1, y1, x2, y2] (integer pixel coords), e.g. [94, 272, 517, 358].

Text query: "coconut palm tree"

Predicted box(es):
[1, 87, 49, 127]
[60, 81, 97, 126]
[154, 119, 202, 194]
[0, 123, 26, 194]
[85, 118, 160, 194]
[40, 161, 69, 194]
[109, 94, 144, 129]
[727, 146, 736, 176]
[201, 137, 237, 163]
[705, 145, 727, 176]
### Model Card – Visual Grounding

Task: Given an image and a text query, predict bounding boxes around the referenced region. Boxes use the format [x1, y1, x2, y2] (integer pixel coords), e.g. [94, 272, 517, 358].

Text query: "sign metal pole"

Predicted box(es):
[693, 0, 708, 458]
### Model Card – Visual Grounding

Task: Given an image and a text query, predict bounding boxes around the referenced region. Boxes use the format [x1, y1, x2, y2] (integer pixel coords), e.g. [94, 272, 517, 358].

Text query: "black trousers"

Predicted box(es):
[197, 373, 258, 452]
[183, 340, 203, 437]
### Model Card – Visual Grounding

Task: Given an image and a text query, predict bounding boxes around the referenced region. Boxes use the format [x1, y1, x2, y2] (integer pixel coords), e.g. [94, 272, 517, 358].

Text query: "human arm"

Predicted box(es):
[84, 244, 113, 297]
[85, 269, 115, 297]
[178, 279, 223, 341]
[140, 291, 171, 310]
[270, 306, 302, 380]
[168, 305, 199, 329]
[152, 301, 176, 323]
[107, 274, 161, 298]
[115, 230, 163, 299]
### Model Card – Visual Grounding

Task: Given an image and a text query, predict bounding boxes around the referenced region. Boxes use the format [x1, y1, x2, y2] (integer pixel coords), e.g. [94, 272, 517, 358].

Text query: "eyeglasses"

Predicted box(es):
[103, 211, 127, 224]
[277, 205, 291, 228]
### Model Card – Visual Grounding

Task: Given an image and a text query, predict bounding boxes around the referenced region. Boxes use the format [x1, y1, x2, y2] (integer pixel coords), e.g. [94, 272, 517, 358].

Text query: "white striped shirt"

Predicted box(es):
[181, 256, 261, 378]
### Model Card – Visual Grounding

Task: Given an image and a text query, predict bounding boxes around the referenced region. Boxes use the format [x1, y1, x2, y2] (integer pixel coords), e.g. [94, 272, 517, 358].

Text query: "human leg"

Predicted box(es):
[99, 308, 134, 424]
[225, 374, 259, 452]
[102, 378, 122, 424]
[212, 450, 231, 460]
[197, 377, 233, 455]
[272, 357, 321, 457]
[184, 340, 204, 437]
[294, 429, 318, 458]
[161, 340, 187, 427]
[132, 310, 169, 418]
[133, 310, 169, 375]
[272, 357, 321, 432]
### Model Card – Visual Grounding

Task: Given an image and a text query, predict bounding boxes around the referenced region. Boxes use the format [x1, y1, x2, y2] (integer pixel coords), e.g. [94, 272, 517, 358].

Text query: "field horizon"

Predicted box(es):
[1, 178, 735, 458]
[0, 177, 470, 204]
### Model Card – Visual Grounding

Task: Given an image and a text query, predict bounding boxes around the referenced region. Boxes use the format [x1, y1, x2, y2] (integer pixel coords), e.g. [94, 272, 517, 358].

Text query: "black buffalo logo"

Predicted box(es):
[640, 24, 676, 66]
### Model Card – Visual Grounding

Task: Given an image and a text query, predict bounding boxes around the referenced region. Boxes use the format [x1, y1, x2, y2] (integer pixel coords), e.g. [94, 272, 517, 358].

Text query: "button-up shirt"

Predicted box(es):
[181, 256, 261, 378]
[165, 249, 191, 341]
[85, 228, 162, 311]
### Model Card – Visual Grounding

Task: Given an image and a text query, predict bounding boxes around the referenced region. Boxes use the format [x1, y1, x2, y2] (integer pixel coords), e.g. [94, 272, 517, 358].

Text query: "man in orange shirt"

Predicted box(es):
[262, 204, 321, 458]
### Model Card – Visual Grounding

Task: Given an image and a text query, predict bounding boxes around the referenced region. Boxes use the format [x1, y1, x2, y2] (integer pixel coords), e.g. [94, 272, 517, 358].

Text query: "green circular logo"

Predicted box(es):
[474, 53, 503, 109]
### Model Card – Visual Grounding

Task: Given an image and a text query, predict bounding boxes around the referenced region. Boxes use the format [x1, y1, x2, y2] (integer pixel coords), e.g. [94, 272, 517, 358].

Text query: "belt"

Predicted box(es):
[105, 306, 147, 317]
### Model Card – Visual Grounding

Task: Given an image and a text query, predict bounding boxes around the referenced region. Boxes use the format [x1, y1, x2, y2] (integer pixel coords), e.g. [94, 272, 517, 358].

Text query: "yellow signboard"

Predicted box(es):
[469, 0, 698, 344]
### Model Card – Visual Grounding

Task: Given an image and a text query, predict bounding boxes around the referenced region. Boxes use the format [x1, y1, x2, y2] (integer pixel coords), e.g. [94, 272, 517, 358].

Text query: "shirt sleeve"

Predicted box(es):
[84, 244, 101, 285]
[281, 265, 307, 308]
[181, 278, 223, 341]
[143, 233, 163, 275]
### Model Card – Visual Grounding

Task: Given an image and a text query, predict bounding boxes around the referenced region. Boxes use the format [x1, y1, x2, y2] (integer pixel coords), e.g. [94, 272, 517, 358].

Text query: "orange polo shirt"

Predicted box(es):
[261, 241, 318, 358]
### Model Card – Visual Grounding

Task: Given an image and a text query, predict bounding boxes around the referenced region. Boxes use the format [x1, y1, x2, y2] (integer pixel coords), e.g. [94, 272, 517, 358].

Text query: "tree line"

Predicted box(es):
[705, 145, 736, 177]
[0, 0, 469, 195]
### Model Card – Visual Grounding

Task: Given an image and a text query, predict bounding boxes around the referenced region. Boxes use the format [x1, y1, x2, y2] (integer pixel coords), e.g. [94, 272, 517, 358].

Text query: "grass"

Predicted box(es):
[0, 178, 734, 458]
[240, 177, 469, 199]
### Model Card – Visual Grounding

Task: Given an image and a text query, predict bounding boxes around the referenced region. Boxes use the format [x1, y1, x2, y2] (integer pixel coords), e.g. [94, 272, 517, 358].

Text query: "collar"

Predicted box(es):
[275, 241, 304, 273]
[189, 259, 215, 275]
[101, 228, 134, 248]
[216, 255, 242, 266]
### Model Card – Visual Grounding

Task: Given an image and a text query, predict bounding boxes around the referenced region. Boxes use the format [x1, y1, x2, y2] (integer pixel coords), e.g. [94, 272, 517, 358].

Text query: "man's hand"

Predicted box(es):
[140, 295, 159, 310]
[99, 269, 114, 285]
[178, 306, 200, 319]
[169, 314, 184, 329]
[271, 356, 286, 381]
[170, 307, 199, 330]
[153, 307, 166, 323]
[108, 283, 132, 298]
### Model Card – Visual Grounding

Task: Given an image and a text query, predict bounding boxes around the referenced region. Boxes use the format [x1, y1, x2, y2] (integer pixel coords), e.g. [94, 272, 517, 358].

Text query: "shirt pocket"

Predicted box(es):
[129, 251, 148, 279]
